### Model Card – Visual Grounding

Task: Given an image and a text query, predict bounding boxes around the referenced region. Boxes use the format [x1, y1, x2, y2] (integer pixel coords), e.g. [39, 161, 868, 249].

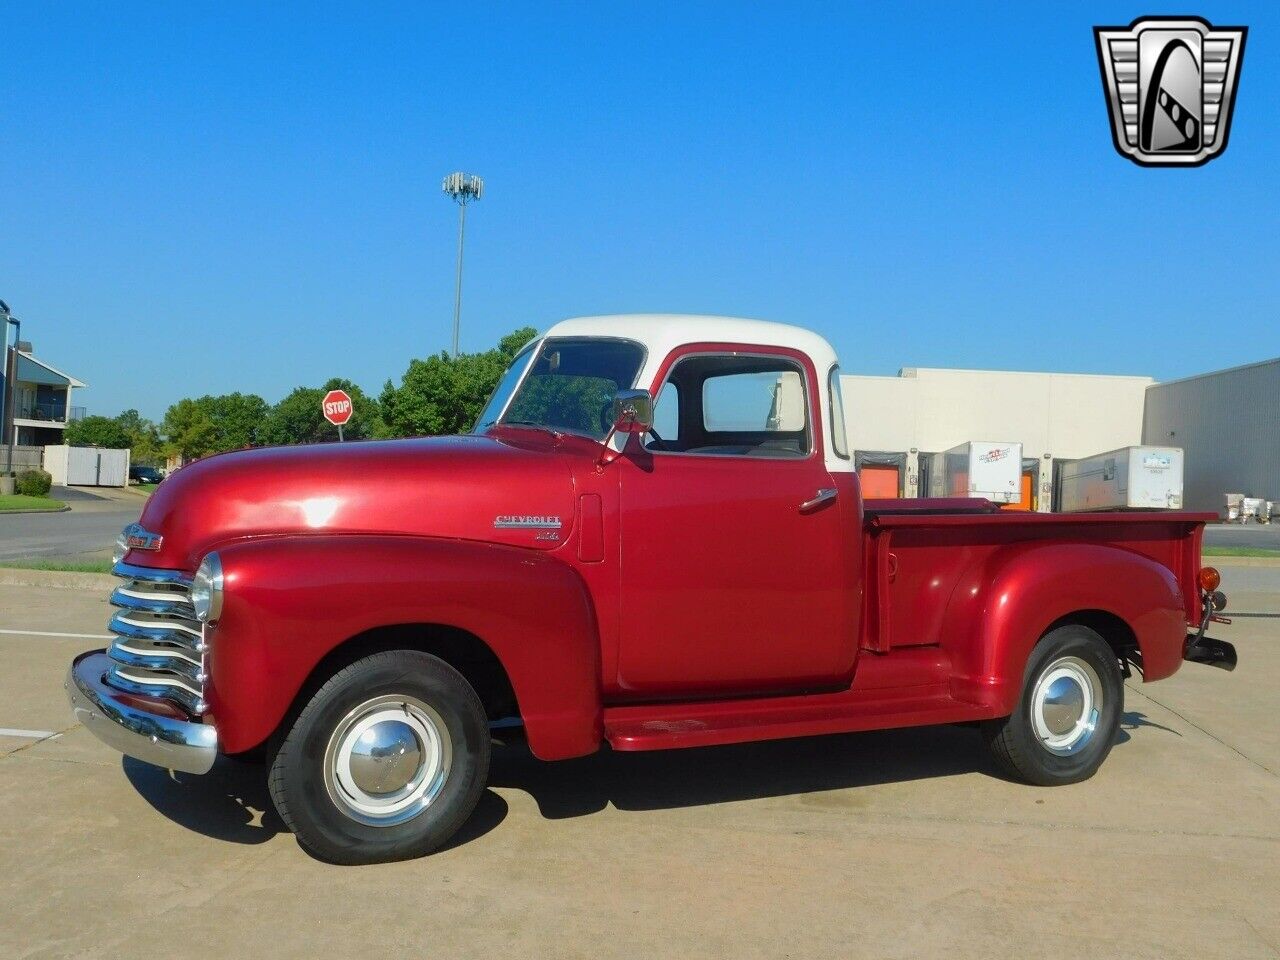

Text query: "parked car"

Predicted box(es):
[128, 465, 165, 485]
[66, 315, 1237, 864]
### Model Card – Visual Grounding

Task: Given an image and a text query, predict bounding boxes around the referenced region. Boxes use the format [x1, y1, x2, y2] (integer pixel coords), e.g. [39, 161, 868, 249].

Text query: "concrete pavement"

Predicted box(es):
[0, 564, 1276, 959]
[0, 486, 141, 563]
[1204, 522, 1280, 550]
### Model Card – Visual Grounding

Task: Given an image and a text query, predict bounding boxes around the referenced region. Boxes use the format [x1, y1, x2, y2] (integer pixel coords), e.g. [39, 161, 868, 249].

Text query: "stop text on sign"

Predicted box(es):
[322, 389, 354, 426]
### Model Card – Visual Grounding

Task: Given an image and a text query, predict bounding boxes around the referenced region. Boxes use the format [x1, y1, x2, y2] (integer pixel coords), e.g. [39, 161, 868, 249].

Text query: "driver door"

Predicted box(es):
[614, 347, 854, 697]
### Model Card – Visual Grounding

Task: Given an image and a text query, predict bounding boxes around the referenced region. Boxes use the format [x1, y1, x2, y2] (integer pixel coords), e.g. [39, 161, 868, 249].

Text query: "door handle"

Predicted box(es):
[799, 488, 838, 513]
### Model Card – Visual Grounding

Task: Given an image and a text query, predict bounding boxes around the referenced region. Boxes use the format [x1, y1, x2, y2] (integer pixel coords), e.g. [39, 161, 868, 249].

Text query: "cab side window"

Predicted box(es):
[828, 365, 849, 459]
[643, 353, 811, 458]
[651, 383, 680, 442]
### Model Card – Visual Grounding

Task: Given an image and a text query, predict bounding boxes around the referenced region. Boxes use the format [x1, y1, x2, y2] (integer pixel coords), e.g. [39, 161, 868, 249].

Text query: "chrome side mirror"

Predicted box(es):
[611, 389, 654, 434]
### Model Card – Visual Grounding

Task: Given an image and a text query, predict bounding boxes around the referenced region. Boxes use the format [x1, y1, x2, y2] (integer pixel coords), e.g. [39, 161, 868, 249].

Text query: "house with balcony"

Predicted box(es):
[1, 341, 87, 447]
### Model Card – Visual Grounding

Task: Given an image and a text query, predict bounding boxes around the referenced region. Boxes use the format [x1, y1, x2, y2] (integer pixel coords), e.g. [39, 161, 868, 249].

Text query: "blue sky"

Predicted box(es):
[2, 2, 1276, 421]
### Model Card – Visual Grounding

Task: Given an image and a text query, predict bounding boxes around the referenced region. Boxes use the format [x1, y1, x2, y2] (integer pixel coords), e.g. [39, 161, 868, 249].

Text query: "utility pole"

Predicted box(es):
[441, 172, 484, 357]
[0, 299, 20, 477]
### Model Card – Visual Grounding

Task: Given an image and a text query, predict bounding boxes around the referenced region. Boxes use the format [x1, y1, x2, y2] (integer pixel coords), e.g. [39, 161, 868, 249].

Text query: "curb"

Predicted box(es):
[0, 505, 71, 515]
[1207, 556, 1280, 567]
[0, 568, 116, 591]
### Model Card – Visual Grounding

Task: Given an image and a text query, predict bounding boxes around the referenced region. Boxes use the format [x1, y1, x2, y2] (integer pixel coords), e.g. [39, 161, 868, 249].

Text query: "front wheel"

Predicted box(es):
[982, 624, 1123, 786]
[268, 650, 491, 864]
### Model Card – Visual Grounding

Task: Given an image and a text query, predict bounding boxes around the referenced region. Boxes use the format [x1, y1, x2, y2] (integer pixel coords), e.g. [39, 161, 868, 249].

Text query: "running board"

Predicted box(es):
[603, 688, 989, 752]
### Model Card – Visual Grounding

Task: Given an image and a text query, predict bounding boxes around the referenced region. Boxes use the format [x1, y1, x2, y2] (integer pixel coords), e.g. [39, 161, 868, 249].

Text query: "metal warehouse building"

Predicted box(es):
[840, 356, 1280, 515]
[1142, 358, 1280, 514]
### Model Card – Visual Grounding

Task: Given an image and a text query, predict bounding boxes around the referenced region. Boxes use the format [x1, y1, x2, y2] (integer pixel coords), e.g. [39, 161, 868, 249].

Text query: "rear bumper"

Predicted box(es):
[65, 651, 218, 774]
[1182, 588, 1237, 672]
[1184, 635, 1237, 671]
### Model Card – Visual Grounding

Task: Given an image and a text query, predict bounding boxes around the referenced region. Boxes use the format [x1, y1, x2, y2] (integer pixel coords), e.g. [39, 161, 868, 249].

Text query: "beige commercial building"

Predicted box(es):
[841, 367, 1154, 511]
[842, 356, 1280, 515]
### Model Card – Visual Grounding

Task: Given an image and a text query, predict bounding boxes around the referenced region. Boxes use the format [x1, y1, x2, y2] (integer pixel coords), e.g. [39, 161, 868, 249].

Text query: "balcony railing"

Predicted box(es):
[14, 400, 79, 423]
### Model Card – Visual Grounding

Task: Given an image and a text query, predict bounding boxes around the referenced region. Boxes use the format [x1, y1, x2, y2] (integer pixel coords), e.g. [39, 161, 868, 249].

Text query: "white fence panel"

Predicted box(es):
[63, 446, 130, 487]
[43, 445, 69, 484]
[67, 446, 100, 485]
[96, 449, 128, 487]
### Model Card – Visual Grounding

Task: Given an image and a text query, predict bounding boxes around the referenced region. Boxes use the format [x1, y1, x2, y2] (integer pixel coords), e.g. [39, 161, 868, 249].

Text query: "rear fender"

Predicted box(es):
[207, 535, 602, 760]
[942, 541, 1186, 713]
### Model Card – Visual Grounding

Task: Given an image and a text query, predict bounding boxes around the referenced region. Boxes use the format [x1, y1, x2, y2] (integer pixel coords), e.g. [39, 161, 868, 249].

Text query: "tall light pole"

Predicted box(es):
[442, 172, 483, 357]
[0, 299, 21, 476]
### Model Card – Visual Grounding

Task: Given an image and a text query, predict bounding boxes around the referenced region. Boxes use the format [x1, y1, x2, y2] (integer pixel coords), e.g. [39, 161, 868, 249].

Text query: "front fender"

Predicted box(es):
[942, 541, 1187, 713]
[206, 535, 602, 760]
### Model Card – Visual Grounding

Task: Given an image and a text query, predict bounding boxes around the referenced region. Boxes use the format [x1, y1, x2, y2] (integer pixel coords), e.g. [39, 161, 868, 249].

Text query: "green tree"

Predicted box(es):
[114, 409, 148, 436]
[161, 398, 219, 461]
[497, 328, 538, 357]
[259, 378, 383, 446]
[204, 392, 270, 450]
[115, 409, 164, 465]
[157, 393, 269, 460]
[64, 415, 131, 449]
[380, 327, 537, 438]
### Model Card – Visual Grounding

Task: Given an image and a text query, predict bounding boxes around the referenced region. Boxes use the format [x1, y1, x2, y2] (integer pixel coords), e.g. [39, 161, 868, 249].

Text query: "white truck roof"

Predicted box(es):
[545, 314, 839, 373]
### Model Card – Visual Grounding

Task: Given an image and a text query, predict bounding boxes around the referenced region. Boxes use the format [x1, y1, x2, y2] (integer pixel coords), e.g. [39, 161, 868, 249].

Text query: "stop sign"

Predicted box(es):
[322, 389, 353, 426]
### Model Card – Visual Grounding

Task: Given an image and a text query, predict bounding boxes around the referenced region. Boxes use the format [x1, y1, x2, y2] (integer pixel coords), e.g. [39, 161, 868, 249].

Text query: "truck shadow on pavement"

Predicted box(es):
[123, 757, 285, 845]
[486, 714, 1168, 821]
[119, 712, 1174, 849]
[1121, 710, 1180, 738]
[121, 756, 509, 852]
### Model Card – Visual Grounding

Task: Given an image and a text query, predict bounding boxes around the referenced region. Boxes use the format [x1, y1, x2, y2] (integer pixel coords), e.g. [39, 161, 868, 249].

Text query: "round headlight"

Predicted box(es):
[112, 531, 128, 565]
[190, 552, 224, 623]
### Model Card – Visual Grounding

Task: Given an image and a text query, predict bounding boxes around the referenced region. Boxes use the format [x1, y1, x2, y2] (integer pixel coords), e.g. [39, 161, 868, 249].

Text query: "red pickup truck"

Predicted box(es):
[67, 315, 1236, 864]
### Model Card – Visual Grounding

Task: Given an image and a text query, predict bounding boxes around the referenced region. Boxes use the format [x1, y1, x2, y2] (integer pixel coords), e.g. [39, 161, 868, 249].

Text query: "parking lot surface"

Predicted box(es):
[1, 566, 1277, 960]
[0, 487, 141, 563]
[1204, 522, 1280, 551]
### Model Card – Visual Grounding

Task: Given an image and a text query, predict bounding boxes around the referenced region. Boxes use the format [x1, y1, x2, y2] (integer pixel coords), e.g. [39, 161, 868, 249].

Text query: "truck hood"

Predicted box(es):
[128, 434, 576, 570]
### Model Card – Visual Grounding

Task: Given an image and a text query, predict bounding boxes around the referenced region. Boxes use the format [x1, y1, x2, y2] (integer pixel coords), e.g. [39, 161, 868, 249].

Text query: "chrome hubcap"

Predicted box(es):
[323, 695, 452, 826]
[348, 719, 422, 796]
[1030, 656, 1102, 756]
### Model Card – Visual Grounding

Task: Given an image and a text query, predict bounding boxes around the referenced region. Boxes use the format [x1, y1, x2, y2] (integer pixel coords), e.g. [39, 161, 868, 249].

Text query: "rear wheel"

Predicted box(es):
[983, 625, 1123, 786]
[268, 650, 490, 864]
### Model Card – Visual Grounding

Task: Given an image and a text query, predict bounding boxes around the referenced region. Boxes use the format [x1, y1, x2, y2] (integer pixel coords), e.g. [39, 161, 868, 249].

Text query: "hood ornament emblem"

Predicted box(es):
[123, 523, 163, 552]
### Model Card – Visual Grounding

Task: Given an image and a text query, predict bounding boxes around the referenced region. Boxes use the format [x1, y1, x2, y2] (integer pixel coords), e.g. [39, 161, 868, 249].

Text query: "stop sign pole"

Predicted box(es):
[322, 389, 354, 442]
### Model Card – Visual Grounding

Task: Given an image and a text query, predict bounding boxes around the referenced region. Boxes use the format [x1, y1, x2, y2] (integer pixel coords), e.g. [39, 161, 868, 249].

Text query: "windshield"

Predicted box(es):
[475, 337, 646, 440]
[475, 343, 536, 430]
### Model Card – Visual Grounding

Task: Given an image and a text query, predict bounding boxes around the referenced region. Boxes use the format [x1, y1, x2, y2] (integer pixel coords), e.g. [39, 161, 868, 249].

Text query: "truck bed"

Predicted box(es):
[862, 506, 1214, 654]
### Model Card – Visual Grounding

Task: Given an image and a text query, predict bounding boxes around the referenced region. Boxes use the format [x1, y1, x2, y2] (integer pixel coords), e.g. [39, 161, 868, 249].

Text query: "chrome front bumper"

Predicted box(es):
[65, 651, 218, 774]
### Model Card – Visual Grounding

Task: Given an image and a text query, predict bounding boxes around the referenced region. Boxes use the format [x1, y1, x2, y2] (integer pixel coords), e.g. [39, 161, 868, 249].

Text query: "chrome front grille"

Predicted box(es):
[106, 562, 208, 715]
